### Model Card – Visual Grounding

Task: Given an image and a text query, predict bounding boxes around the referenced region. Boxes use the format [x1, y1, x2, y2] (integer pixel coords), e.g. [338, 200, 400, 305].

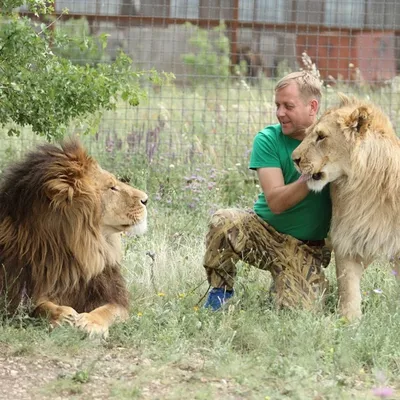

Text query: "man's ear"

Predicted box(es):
[309, 99, 319, 116]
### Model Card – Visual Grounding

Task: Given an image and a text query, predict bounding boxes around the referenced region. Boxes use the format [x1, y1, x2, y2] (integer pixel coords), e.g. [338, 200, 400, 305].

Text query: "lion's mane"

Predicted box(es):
[0, 141, 129, 316]
[328, 97, 400, 261]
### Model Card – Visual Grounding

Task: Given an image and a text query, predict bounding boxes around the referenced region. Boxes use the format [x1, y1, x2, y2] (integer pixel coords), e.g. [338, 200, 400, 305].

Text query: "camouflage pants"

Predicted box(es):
[203, 208, 331, 310]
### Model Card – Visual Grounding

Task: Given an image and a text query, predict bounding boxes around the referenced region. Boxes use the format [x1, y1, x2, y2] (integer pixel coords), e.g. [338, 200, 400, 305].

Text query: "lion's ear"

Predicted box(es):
[44, 159, 92, 209]
[44, 178, 77, 207]
[343, 106, 372, 136]
[338, 92, 352, 106]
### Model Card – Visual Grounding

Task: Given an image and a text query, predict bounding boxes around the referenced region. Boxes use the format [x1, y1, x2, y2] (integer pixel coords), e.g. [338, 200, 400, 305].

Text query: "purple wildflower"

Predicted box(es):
[372, 387, 394, 398]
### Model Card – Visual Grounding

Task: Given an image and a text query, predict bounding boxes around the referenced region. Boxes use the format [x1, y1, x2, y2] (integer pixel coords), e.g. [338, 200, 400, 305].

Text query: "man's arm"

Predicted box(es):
[257, 167, 309, 214]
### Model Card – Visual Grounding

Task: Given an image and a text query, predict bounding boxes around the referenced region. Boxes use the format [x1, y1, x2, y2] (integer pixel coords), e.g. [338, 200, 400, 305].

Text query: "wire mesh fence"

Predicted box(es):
[7, 1, 400, 176]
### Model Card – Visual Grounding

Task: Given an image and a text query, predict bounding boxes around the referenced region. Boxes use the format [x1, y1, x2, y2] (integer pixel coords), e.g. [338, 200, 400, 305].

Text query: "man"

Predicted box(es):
[203, 71, 332, 310]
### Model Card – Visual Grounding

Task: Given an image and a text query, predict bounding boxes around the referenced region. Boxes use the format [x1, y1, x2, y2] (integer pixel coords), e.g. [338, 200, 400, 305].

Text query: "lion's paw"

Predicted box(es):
[51, 306, 79, 328]
[74, 312, 109, 339]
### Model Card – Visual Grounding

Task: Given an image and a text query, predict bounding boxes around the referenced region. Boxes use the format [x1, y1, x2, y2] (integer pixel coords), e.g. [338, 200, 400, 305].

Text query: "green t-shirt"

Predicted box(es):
[249, 124, 331, 241]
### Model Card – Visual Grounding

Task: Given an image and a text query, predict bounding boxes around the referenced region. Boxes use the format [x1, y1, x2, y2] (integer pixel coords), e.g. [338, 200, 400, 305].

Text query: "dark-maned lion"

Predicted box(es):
[0, 140, 148, 337]
[292, 94, 400, 321]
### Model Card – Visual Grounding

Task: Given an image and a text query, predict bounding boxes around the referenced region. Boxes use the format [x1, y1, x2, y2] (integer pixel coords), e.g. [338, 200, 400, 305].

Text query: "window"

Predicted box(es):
[324, 0, 365, 28]
[239, 0, 287, 23]
[171, 0, 200, 18]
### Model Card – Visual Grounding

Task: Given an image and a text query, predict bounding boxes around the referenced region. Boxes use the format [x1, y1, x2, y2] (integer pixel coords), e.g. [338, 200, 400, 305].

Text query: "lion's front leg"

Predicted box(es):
[34, 299, 78, 327]
[335, 254, 365, 321]
[74, 304, 128, 338]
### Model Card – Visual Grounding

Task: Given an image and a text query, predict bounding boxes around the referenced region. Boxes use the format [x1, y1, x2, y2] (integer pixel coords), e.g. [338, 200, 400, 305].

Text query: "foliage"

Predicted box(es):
[52, 18, 111, 66]
[181, 22, 230, 83]
[0, 1, 172, 140]
[1, 0, 54, 16]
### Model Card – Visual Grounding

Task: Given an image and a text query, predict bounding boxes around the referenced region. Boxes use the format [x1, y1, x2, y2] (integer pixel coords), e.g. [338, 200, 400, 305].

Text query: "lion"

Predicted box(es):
[0, 140, 148, 337]
[292, 94, 400, 321]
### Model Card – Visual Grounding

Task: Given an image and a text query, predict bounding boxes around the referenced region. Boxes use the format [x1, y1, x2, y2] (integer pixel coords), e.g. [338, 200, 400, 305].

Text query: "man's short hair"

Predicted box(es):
[275, 71, 322, 103]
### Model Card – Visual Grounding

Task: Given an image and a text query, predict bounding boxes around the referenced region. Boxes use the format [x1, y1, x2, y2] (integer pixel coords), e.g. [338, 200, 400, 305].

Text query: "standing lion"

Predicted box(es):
[292, 94, 400, 321]
[0, 140, 148, 337]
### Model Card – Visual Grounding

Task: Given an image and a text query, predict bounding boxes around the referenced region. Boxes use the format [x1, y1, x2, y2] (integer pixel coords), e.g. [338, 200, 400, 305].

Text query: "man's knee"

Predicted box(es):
[209, 208, 241, 228]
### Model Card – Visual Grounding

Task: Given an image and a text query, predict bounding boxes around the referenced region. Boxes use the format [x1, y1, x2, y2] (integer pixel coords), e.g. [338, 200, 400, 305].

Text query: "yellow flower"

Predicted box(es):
[193, 306, 199, 312]
[178, 293, 185, 298]
[137, 312, 143, 317]
[157, 292, 165, 297]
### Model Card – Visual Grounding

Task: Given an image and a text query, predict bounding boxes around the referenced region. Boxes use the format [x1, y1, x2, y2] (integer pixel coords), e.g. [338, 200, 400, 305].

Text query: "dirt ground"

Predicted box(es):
[0, 345, 249, 400]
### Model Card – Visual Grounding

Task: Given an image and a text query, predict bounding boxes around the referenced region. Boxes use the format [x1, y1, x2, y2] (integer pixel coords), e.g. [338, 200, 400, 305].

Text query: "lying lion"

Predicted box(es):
[292, 94, 400, 321]
[0, 140, 148, 337]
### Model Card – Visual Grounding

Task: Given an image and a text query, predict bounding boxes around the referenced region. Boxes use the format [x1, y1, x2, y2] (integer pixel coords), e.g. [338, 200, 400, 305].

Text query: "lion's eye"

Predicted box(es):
[110, 186, 119, 192]
[316, 134, 326, 142]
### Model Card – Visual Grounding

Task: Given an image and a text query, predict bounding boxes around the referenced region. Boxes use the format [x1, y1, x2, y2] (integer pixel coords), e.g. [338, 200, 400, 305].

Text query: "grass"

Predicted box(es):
[1, 198, 399, 399]
[1, 79, 400, 399]
[116, 202, 400, 400]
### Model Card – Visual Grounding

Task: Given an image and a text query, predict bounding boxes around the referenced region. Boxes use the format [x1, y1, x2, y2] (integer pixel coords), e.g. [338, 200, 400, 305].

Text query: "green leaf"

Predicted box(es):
[0, 13, 173, 140]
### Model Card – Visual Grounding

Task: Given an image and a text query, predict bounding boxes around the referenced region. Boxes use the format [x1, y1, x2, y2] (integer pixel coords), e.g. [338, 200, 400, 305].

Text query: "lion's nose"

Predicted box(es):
[293, 157, 301, 166]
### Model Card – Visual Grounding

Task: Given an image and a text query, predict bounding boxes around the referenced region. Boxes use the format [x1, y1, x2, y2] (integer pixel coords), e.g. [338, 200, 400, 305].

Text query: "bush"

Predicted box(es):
[182, 22, 230, 83]
[0, 1, 172, 140]
[52, 18, 111, 66]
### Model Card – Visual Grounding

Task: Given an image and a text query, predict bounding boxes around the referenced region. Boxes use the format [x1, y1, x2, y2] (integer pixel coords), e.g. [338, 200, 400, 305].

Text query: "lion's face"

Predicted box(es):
[92, 166, 148, 236]
[292, 109, 352, 191]
[291, 95, 397, 192]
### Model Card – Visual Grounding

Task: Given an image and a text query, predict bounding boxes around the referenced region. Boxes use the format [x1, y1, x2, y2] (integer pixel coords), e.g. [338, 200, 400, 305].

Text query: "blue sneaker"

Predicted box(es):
[204, 287, 234, 310]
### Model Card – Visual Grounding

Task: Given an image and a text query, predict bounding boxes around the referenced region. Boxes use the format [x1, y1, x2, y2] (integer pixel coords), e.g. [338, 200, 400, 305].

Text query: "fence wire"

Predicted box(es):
[11, 1, 400, 175]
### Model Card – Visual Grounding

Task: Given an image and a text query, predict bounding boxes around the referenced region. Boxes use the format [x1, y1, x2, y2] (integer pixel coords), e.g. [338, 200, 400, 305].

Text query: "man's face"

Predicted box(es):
[275, 81, 317, 140]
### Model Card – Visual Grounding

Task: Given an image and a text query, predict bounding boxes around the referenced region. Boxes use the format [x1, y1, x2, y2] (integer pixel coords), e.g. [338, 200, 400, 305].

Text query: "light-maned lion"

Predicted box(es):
[292, 94, 400, 321]
[0, 140, 148, 337]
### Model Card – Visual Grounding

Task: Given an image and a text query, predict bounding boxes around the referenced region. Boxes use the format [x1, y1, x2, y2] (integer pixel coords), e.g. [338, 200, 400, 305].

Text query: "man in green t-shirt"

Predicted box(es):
[203, 71, 332, 311]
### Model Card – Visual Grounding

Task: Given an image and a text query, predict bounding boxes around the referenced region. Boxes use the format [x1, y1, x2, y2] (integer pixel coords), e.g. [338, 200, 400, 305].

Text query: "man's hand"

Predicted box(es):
[257, 168, 309, 214]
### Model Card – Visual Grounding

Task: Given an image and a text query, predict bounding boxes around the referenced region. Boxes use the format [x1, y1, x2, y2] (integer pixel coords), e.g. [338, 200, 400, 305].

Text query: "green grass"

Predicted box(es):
[116, 202, 400, 399]
[1, 199, 399, 399]
[1, 80, 400, 399]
